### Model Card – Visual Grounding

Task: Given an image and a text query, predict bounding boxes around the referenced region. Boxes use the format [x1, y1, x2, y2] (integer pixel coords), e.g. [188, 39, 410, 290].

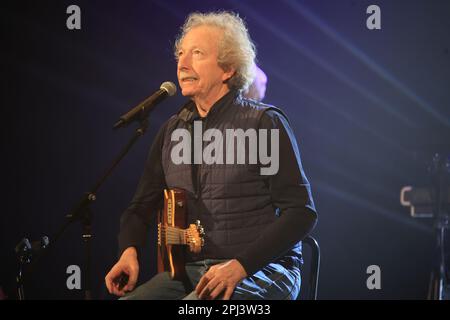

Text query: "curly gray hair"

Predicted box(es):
[174, 11, 256, 92]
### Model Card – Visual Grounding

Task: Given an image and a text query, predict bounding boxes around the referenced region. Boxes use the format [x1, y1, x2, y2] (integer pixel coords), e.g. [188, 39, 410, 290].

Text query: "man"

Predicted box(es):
[243, 64, 267, 102]
[105, 11, 317, 300]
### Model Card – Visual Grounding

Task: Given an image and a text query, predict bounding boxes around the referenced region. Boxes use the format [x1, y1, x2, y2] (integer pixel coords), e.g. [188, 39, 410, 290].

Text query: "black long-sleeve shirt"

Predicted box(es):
[118, 93, 317, 276]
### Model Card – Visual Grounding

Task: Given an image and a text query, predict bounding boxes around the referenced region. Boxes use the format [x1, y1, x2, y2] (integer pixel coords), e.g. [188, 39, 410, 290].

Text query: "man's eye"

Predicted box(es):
[193, 50, 202, 55]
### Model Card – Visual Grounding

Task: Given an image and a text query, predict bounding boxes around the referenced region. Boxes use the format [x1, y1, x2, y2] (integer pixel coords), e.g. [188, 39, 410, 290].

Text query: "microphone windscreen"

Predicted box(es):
[160, 81, 177, 96]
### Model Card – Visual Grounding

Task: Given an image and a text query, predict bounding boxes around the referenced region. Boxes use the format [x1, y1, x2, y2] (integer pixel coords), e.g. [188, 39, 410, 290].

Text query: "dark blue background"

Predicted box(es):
[2, 0, 449, 299]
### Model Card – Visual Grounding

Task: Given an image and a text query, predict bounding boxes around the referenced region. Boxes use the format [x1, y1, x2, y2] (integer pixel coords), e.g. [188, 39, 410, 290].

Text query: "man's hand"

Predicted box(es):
[195, 259, 247, 300]
[105, 247, 139, 297]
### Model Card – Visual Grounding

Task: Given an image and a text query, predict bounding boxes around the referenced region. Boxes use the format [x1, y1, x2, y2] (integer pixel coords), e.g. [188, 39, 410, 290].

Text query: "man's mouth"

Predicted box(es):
[181, 76, 198, 83]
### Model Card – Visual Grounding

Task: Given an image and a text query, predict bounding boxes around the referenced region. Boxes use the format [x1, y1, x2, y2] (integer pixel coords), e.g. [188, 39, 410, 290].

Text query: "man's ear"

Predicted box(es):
[222, 68, 236, 83]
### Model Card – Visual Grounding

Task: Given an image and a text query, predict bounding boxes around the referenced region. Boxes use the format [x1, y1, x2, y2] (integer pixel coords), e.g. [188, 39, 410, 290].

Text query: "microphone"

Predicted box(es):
[113, 81, 177, 129]
[15, 236, 50, 263]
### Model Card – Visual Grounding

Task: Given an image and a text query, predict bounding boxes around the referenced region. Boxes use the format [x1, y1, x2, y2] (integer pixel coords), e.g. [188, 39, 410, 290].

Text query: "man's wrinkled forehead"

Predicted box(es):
[179, 25, 223, 50]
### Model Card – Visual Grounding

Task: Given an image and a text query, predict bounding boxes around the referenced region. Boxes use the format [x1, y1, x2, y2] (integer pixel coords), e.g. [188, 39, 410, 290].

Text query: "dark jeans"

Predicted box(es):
[120, 259, 301, 300]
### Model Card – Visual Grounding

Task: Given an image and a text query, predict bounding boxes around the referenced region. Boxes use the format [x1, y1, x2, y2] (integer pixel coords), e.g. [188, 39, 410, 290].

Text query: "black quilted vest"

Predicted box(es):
[161, 91, 301, 261]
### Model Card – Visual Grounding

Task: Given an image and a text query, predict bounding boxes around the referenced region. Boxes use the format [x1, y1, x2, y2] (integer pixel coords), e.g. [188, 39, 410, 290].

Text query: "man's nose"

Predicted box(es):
[177, 54, 191, 71]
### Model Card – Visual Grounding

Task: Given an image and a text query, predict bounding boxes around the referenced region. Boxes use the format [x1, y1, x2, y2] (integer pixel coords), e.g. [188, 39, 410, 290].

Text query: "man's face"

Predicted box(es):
[177, 25, 233, 101]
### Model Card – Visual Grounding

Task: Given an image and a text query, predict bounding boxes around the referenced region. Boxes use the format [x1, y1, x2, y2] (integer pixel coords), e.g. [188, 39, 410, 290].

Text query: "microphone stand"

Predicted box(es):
[17, 116, 150, 300]
[428, 153, 450, 300]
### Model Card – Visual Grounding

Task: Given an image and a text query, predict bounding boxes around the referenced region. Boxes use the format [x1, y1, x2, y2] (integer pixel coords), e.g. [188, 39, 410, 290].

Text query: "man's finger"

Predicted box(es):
[110, 283, 119, 296]
[196, 274, 211, 295]
[222, 287, 234, 300]
[114, 290, 125, 297]
[124, 266, 138, 291]
[199, 278, 221, 299]
[198, 284, 210, 299]
[106, 265, 121, 290]
[105, 274, 111, 293]
[105, 272, 116, 294]
[209, 281, 226, 300]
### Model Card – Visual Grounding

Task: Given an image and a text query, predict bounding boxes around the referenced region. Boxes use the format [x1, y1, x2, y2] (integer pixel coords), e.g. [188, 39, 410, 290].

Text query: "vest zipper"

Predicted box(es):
[195, 116, 209, 198]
